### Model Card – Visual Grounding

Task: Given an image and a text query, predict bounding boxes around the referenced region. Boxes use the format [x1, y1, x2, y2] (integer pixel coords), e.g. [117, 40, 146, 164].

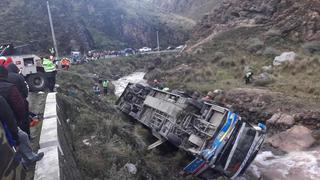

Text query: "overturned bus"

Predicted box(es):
[116, 83, 266, 179]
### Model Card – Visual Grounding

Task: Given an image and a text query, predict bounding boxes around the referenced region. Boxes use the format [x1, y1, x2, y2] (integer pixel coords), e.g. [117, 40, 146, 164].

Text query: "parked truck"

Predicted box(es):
[116, 83, 266, 179]
[1, 44, 47, 91]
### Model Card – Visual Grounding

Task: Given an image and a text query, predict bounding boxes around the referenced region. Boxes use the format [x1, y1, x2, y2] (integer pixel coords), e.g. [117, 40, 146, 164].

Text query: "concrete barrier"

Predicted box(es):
[34, 92, 81, 180]
[34, 93, 60, 180]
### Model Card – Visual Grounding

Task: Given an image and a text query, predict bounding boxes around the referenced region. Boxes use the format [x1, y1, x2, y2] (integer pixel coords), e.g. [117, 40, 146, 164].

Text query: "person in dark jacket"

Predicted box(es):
[0, 95, 20, 147]
[6, 63, 28, 98]
[0, 95, 44, 165]
[6, 63, 32, 137]
[0, 66, 27, 135]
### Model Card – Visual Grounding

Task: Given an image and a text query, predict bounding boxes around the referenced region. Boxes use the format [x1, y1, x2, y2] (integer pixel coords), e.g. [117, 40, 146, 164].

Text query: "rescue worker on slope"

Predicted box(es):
[60, 57, 71, 70]
[42, 56, 57, 92]
[244, 71, 253, 84]
[102, 80, 109, 95]
[93, 83, 101, 96]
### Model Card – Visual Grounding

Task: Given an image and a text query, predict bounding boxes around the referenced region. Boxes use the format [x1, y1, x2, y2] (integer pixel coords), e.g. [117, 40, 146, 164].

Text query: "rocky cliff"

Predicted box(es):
[190, 0, 320, 50]
[0, 0, 199, 54]
[148, 0, 222, 20]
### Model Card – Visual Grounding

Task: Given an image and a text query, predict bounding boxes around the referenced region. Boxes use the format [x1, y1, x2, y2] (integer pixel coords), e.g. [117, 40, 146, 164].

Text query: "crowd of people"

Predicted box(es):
[0, 56, 45, 169]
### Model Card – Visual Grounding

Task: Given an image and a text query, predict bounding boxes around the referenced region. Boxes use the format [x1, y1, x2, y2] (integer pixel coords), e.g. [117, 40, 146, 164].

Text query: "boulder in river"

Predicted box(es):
[124, 163, 137, 175]
[268, 125, 315, 152]
[267, 113, 295, 126]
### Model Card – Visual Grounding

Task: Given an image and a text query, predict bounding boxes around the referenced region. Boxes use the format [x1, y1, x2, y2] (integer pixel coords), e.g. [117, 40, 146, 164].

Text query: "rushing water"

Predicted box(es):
[112, 72, 147, 97]
[247, 150, 320, 180]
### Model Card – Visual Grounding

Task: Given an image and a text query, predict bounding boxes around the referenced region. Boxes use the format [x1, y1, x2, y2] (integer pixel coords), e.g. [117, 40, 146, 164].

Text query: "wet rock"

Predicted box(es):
[302, 41, 320, 54]
[267, 113, 295, 126]
[253, 72, 275, 86]
[124, 163, 137, 175]
[268, 125, 316, 152]
[312, 129, 320, 140]
[213, 51, 226, 61]
[246, 38, 264, 53]
[273, 52, 296, 66]
[294, 111, 320, 129]
[263, 47, 281, 58]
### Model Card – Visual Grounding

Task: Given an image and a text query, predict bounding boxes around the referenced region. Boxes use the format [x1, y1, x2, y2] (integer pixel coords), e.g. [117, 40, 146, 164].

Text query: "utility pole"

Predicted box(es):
[47, 1, 59, 59]
[156, 31, 160, 53]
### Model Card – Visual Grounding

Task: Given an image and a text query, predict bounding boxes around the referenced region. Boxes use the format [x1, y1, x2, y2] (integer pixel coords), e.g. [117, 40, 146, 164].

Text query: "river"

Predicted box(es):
[112, 72, 147, 97]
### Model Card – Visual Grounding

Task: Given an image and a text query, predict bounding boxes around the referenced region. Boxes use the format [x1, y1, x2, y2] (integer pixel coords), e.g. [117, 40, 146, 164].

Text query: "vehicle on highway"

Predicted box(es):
[71, 51, 81, 64]
[116, 83, 267, 179]
[122, 48, 135, 56]
[139, 47, 152, 53]
[166, 46, 175, 50]
[153, 47, 161, 51]
[175, 45, 186, 50]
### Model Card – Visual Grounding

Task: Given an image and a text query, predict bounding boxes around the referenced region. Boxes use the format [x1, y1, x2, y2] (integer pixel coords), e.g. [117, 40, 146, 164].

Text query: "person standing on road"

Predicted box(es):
[6, 63, 28, 98]
[102, 80, 109, 95]
[42, 57, 57, 92]
[0, 95, 20, 147]
[0, 66, 27, 136]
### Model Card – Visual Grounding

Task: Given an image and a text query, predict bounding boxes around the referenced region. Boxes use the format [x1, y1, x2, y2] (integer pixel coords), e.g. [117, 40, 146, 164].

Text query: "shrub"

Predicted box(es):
[302, 41, 320, 54]
[263, 47, 281, 58]
[246, 38, 264, 53]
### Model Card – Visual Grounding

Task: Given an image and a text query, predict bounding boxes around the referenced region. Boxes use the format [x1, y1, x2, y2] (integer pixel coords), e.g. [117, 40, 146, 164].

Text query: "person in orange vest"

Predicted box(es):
[60, 58, 71, 70]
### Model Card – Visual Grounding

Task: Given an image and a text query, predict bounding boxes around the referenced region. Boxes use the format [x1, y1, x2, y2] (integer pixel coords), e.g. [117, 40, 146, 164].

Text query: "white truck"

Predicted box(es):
[1, 44, 47, 91]
[10, 54, 47, 91]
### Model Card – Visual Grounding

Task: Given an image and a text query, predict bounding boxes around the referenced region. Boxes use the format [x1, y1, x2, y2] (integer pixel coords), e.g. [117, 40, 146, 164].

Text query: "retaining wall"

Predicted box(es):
[34, 93, 81, 180]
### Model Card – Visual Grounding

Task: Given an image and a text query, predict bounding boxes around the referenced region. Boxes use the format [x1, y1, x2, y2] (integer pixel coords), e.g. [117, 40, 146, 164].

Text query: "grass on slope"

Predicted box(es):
[145, 26, 320, 103]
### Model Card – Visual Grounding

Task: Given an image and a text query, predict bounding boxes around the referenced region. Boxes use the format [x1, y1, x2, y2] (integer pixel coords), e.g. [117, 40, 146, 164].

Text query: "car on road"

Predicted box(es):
[139, 47, 152, 53]
[122, 48, 135, 56]
[175, 45, 186, 50]
[166, 46, 175, 50]
[153, 47, 161, 51]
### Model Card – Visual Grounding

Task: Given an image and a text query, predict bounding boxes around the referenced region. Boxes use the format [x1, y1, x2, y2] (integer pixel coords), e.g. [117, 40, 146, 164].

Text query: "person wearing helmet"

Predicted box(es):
[61, 58, 71, 70]
[42, 56, 57, 92]
[93, 83, 101, 96]
[102, 80, 109, 95]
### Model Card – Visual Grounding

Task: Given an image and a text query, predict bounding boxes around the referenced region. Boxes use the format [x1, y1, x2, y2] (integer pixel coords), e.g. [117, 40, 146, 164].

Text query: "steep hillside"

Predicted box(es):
[148, 0, 222, 20]
[0, 0, 196, 54]
[188, 0, 320, 51]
